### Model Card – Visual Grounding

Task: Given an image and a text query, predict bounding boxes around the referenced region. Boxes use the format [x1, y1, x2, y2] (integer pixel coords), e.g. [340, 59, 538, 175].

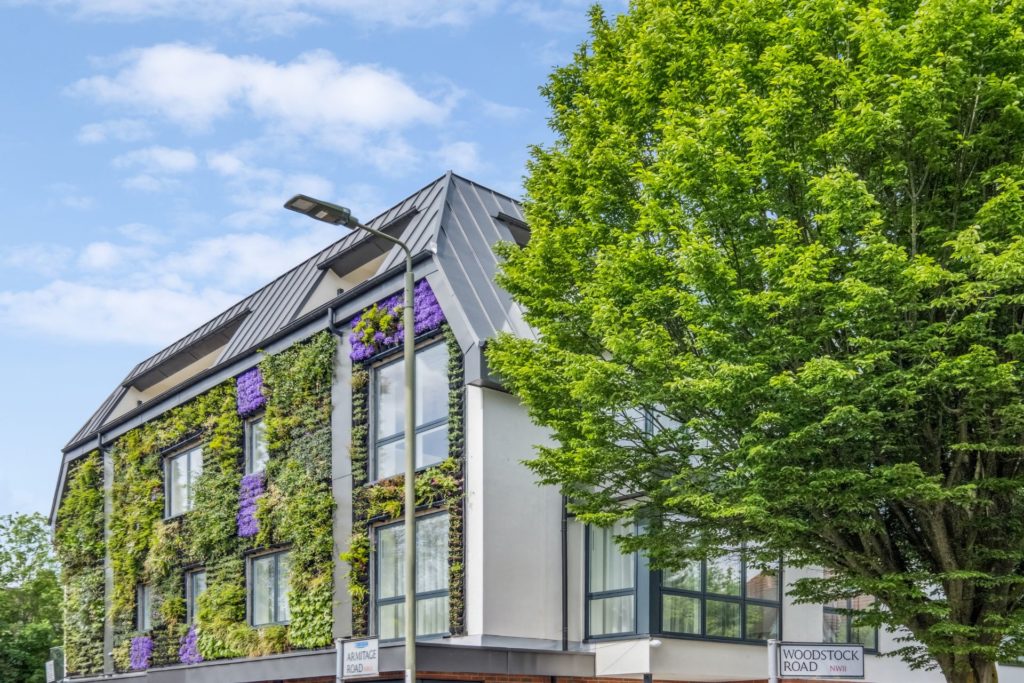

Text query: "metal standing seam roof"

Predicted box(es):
[64, 172, 530, 451]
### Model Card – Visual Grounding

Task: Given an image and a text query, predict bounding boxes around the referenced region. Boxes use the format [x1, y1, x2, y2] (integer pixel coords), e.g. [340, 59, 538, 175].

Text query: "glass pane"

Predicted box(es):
[378, 525, 404, 599]
[375, 440, 403, 481]
[376, 359, 404, 440]
[823, 611, 846, 642]
[851, 594, 875, 610]
[589, 524, 634, 592]
[139, 585, 151, 631]
[662, 594, 700, 634]
[416, 515, 449, 593]
[706, 555, 741, 596]
[379, 602, 403, 640]
[417, 595, 449, 636]
[276, 553, 291, 623]
[187, 447, 203, 511]
[746, 564, 780, 601]
[417, 424, 448, 470]
[168, 454, 187, 517]
[416, 343, 449, 425]
[249, 418, 270, 473]
[853, 623, 877, 650]
[745, 604, 778, 640]
[589, 595, 634, 636]
[189, 571, 207, 623]
[662, 562, 701, 591]
[252, 556, 273, 625]
[706, 599, 741, 638]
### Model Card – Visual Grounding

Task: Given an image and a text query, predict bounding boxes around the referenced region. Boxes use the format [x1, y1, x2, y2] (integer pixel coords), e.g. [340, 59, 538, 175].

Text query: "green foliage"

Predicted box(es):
[55, 330, 335, 671]
[346, 325, 466, 636]
[53, 453, 104, 676]
[351, 303, 402, 350]
[0, 513, 63, 683]
[488, 1, 1024, 681]
[258, 330, 336, 650]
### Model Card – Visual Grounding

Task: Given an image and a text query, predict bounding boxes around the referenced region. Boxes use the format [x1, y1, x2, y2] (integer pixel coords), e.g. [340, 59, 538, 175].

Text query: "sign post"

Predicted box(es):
[772, 642, 865, 680]
[341, 638, 380, 679]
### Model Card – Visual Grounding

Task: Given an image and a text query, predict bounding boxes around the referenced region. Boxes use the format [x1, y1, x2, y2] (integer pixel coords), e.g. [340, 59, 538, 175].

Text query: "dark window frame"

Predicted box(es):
[370, 339, 449, 482]
[823, 598, 878, 652]
[164, 443, 203, 519]
[136, 583, 152, 632]
[244, 413, 269, 475]
[185, 568, 207, 625]
[585, 523, 642, 640]
[657, 556, 782, 644]
[248, 549, 291, 627]
[373, 510, 450, 641]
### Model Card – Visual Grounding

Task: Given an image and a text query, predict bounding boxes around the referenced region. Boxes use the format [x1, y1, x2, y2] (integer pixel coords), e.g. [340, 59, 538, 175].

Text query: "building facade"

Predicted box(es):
[51, 173, 1024, 683]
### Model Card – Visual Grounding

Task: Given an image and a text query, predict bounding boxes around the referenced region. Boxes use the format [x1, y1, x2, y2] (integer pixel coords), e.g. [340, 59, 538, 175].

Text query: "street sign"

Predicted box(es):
[778, 642, 865, 679]
[342, 638, 379, 678]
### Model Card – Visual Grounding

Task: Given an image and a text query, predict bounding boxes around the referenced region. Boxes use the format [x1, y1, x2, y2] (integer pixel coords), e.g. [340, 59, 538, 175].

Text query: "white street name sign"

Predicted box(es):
[779, 643, 865, 679]
[342, 638, 379, 678]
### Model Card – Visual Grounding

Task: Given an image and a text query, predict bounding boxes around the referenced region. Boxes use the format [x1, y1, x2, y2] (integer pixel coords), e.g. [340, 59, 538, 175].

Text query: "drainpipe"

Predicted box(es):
[561, 495, 569, 651]
[327, 306, 346, 338]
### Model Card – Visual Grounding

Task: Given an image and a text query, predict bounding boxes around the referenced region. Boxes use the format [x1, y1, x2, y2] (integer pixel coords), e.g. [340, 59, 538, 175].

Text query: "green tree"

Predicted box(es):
[0, 513, 62, 683]
[487, 1, 1024, 682]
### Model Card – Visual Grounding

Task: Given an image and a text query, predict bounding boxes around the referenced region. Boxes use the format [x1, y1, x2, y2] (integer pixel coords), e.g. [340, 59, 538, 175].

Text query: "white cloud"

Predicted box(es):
[49, 182, 95, 210]
[113, 145, 198, 173]
[480, 99, 528, 121]
[71, 45, 449, 133]
[0, 244, 75, 277]
[118, 222, 168, 245]
[435, 141, 484, 174]
[0, 280, 240, 345]
[77, 118, 151, 144]
[78, 241, 150, 270]
[13, 0, 498, 29]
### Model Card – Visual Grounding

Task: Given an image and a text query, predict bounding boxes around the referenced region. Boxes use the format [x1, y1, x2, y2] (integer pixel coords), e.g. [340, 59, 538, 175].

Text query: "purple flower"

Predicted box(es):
[130, 635, 153, 670]
[237, 473, 265, 538]
[179, 625, 203, 665]
[349, 280, 446, 361]
[235, 367, 266, 416]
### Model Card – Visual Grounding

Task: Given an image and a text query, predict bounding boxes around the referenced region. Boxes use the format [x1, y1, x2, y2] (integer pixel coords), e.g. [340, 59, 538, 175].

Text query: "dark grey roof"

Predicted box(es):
[64, 172, 528, 451]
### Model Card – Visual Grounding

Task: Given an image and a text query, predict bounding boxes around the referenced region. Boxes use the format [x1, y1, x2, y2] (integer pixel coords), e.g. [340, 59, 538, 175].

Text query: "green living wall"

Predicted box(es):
[54, 451, 105, 677]
[343, 323, 466, 637]
[56, 330, 337, 673]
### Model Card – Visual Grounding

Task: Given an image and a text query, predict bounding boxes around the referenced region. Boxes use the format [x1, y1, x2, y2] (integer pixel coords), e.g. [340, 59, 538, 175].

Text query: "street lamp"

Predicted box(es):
[284, 193, 418, 683]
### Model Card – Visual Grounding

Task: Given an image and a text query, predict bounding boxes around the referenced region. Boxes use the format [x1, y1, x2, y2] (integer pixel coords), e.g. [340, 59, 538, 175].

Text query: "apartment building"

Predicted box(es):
[51, 172, 1023, 683]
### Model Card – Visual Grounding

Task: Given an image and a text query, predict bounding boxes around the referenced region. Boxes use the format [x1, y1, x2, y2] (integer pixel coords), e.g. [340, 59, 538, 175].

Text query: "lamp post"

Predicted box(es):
[284, 194, 418, 683]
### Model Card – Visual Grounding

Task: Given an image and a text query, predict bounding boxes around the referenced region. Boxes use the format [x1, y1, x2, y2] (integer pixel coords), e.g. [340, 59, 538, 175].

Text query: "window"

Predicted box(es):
[587, 522, 637, 637]
[166, 445, 203, 517]
[246, 416, 269, 474]
[137, 584, 152, 631]
[660, 555, 781, 641]
[186, 569, 207, 624]
[824, 593, 877, 650]
[251, 551, 291, 626]
[373, 342, 449, 480]
[376, 513, 449, 639]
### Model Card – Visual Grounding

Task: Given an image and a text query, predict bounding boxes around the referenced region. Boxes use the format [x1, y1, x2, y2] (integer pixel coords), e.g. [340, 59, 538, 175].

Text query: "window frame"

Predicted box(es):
[373, 510, 451, 641]
[370, 339, 449, 482]
[136, 583, 152, 632]
[245, 414, 269, 475]
[657, 555, 782, 644]
[164, 443, 203, 519]
[585, 522, 641, 640]
[248, 549, 292, 627]
[823, 598, 878, 652]
[185, 568, 207, 625]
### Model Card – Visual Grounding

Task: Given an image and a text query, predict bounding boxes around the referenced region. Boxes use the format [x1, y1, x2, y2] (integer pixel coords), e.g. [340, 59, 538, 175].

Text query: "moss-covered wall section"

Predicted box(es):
[343, 324, 466, 637]
[55, 330, 337, 673]
[54, 451, 105, 676]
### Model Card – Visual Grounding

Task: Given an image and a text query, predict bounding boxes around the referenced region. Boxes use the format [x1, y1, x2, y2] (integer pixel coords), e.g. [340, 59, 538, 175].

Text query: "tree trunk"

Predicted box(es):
[941, 655, 998, 683]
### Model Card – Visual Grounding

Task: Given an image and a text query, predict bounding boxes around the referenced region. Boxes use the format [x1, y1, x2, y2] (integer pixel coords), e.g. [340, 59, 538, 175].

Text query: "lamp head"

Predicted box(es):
[283, 194, 360, 229]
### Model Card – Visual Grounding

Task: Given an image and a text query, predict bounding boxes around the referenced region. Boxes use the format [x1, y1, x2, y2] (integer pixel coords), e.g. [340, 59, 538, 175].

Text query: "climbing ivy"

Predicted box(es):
[56, 330, 337, 673]
[344, 324, 466, 636]
[54, 451, 105, 676]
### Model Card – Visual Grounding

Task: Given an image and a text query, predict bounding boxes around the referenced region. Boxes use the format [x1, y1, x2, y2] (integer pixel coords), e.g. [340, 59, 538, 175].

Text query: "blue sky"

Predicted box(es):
[0, 0, 616, 517]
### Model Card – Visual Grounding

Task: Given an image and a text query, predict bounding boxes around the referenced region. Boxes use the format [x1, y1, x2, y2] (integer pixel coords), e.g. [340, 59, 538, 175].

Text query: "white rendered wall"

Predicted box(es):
[463, 385, 563, 642]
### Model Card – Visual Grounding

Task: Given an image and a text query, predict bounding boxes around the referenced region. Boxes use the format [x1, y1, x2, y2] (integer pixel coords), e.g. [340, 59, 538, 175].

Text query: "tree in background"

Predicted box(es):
[488, 1, 1024, 682]
[0, 513, 62, 683]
